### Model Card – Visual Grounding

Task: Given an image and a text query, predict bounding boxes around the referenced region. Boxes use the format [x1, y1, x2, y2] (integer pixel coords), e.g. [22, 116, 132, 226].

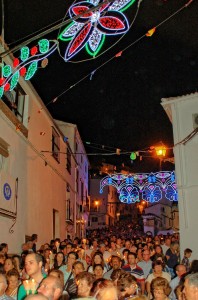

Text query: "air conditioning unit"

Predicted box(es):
[192, 113, 198, 129]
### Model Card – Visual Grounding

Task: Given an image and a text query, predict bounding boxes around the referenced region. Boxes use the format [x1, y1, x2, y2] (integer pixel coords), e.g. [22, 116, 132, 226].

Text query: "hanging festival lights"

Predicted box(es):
[100, 171, 178, 204]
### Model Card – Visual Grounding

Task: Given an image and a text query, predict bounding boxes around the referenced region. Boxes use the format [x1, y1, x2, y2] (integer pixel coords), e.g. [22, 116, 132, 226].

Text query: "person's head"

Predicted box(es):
[122, 249, 130, 260]
[76, 271, 95, 297]
[27, 241, 34, 250]
[54, 252, 65, 267]
[155, 245, 163, 254]
[176, 264, 186, 278]
[3, 258, 16, 273]
[151, 277, 171, 300]
[152, 260, 164, 274]
[184, 248, 193, 258]
[142, 249, 150, 262]
[165, 238, 171, 246]
[6, 268, 20, 290]
[128, 252, 137, 267]
[25, 294, 48, 300]
[175, 284, 184, 300]
[0, 273, 7, 295]
[67, 251, 78, 267]
[0, 243, 8, 255]
[117, 273, 137, 298]
[99, 243, 106, 254]
[72, 261, 84, 277]
[125, 240, 131, 250]
[12, 255, 22, 271]
[111, 256, 122, 270]
[94, 279, 118, 300]
[65, 243, 73, 254]
[170, 242, 179, 252]
[189, 260, 198, 274]
[25, 253, 43, 278]
[92, 252, 104, 267]
[0, 254, 5, 265]
[31, 234, 38, 243]
[184, 273, 198, 300]
[110, 269, 126, 286]
[37, 275, 63, 300]
[48, 269, 64, 288]
[93, 264, 103, 279]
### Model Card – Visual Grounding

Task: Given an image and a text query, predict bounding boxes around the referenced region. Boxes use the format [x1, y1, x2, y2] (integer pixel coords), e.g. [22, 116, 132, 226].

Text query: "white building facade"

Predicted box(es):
[0, 44, 89, 252]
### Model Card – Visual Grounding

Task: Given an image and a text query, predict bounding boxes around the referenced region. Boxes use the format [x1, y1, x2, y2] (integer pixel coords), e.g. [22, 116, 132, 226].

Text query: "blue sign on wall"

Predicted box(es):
[3, 183, 12, 200]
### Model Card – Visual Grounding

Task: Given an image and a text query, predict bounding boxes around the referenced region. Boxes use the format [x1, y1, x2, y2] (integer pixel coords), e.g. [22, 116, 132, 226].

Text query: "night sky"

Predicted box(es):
[1, 0, 198, 172]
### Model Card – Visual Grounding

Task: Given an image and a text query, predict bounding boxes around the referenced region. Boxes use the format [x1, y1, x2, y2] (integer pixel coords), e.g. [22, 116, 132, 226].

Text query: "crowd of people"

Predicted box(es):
[0, 224, 198, 300]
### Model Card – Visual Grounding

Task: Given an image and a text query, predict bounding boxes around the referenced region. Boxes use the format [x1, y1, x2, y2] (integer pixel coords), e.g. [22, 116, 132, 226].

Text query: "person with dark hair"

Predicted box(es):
[17, 253, 45, 300]
[53, 252, 65, 270]
[122, 252, 145, 294]
[93, 264, 104, 280]
[64, 261, 84, 299]
[87, 251, 107, 274]
[181, 249, 192, 272]
[189, 260, 198, 274]
[151, 277, 171, 300]
[0, 244, 8, 259]
[3, 258, 17, 274]
[103, 256, 122, 280]
[146, 261, 171, 299]
[31, 235, 38, 253]
[59, 252, 78, 284]
[165, 242, 180, 279]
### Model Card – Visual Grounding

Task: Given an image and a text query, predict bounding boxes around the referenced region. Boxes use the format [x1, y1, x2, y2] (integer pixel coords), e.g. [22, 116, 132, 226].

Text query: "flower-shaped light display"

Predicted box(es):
[58, 0, 136, 61]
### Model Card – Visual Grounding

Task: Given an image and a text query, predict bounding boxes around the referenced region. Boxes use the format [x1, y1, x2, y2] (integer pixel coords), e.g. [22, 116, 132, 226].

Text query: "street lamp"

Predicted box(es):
[94, 200, 99, 211]
[155, 144, 167, 170]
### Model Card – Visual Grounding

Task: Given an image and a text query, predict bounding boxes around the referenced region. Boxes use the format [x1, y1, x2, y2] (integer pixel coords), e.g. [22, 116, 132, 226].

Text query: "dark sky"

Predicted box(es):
[1, 0, 198, 171]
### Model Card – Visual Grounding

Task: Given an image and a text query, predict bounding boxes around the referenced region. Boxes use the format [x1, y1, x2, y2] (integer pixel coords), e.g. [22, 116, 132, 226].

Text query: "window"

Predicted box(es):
[52, 127, 60, 162]
[92, 217, 98, 222]
[76, 169, 79, 193]
[2, 86, 26, 123]
[66, 147, 71, 174]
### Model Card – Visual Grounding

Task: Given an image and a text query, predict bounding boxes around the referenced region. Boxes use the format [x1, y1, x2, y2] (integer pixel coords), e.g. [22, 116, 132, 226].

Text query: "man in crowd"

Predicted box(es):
[103, 256, 122, 279]
[18, 253, 45, 300]
[137, 249, 152, 279]
[122, 252, 145, 294]
[169, 264, 186, 300]
[37, 276, 63, 300]
[183, 273, 198, 300]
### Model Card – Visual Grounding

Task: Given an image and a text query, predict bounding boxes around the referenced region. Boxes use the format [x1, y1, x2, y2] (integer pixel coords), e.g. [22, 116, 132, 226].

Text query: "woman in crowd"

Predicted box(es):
[76, 248, 88, 270]
[53, 252, 66, 270]
[93, 279, 118, 300]
[87, 252, 107, 274]
[59, 251, 79, 284]
[150, 277, 171, 300]
[146, 261, 171, 299]
[3, 257, 17, 274]
[93, 264, 104, 280]
[5, 268, 20, 300]
[12, 255, 23, 278]
[76, 271, 95, 298]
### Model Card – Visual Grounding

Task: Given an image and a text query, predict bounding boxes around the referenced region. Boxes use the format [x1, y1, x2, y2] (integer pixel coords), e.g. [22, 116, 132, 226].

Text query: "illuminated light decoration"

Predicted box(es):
[4, 83, 10, 91]
[38, 39, 50, 54]
[25, 61, 38, 80]
[100, 171, 178, 204]
[0, 87, 4, 98]
[10, 71, 20, 91]
[19, 67, 27, 76]
[130, 152, 136, 160]
[41, 58, 49, 68]
[31, 46, 38, 56]
[146, 27, 156, 37]
[58, 0, 136, 61]
[13, 58, 20, 68]
[0, 77, 5, 86]
[20, 46, 30, 61]
[3, 65, 12, 78]
[0, 40, 58, 95]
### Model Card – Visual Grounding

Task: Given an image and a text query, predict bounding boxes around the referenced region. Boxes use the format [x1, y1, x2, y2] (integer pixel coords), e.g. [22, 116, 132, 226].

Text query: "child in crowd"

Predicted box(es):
[181, 248, 192, 272]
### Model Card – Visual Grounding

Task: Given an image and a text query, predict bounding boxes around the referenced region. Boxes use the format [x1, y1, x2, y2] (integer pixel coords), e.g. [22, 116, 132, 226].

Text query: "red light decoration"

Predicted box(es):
[0, 78, 5, 86]
[19, 67, 27, 76]
[13, 58, 20, 68]
[31, 46, 38, 56]
[4, 83, 10, 91]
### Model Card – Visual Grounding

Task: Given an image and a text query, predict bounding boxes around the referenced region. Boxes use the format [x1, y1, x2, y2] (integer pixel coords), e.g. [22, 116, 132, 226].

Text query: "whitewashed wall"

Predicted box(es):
[162, 93, 198, 260]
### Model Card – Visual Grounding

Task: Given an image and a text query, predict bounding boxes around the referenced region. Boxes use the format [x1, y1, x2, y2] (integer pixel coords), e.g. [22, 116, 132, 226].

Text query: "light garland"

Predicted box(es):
[100, 171, 178, 204]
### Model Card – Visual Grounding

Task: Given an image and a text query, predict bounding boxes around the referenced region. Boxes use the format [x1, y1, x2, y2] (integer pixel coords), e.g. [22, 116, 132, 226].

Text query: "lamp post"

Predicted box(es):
[94, 200, 99, 212]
